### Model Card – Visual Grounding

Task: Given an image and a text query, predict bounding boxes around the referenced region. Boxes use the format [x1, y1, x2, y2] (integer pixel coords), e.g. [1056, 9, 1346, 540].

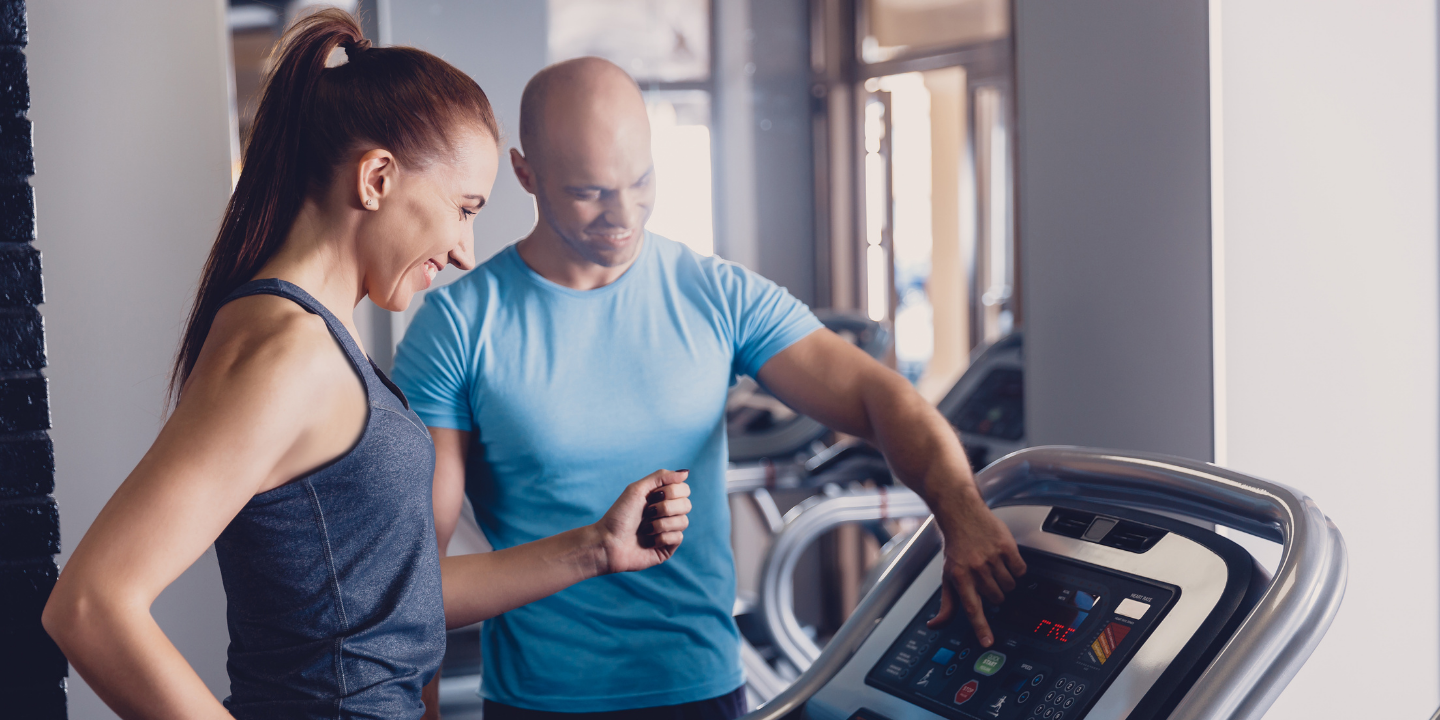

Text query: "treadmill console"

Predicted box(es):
[865, 548, 1177, 720]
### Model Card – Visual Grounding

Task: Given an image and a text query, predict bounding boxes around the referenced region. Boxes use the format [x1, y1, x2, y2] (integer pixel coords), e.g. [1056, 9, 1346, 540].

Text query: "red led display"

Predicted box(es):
[1033, 619, 1077, 643]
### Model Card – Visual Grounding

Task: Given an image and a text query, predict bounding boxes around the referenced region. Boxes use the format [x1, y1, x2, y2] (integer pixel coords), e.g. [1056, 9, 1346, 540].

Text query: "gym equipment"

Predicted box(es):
[727, 312, 890, 464]
[742, 446, 1347, 720]
[734, 331, 1027, 701]
[938, 332, 1024, 471]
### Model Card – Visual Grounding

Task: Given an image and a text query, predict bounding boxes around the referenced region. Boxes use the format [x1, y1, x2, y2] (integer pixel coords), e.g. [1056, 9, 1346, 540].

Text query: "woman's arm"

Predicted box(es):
[438, 469, 690, 629]
[42, 303, 366, 719]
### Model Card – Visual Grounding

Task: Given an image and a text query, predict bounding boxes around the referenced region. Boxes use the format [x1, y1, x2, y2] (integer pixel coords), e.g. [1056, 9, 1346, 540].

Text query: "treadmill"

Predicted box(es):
[735, 332, 1028, 702]
[741, 447, 1347, 720]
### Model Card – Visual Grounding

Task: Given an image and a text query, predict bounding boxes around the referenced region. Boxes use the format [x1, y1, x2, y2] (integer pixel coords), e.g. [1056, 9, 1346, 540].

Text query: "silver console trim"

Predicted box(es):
[803, 505, 1232, 720]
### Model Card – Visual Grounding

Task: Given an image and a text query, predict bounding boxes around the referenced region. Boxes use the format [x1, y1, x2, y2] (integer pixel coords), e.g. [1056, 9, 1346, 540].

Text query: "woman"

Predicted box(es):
[42, 10, 692, 719]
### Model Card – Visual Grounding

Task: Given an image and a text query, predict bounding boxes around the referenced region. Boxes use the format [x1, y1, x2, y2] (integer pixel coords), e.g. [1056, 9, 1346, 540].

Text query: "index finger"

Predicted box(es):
[954, 572, 995, 647]
[647, 482, 691, 503]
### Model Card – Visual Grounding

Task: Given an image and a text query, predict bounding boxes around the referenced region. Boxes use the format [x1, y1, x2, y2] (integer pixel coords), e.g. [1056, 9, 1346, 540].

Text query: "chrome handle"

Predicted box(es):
[759, 488, 932, 670]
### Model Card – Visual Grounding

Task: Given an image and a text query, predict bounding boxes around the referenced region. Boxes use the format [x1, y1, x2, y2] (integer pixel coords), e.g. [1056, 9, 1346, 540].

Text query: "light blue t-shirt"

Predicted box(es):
[391, 233, 822, 711]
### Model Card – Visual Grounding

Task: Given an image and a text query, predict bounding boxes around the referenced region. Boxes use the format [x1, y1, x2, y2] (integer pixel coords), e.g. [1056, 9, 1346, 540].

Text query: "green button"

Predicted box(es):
[974, 650, 1006, 676]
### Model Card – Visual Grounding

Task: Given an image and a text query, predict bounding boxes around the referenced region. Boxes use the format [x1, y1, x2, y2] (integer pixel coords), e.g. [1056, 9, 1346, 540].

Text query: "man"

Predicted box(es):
[393, 57, 1025, 719]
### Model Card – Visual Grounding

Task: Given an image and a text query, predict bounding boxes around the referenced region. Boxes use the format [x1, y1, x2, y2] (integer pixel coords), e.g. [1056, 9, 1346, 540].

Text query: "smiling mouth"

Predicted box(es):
[423, 259, 443, 285]
[587, 228, 636, 246]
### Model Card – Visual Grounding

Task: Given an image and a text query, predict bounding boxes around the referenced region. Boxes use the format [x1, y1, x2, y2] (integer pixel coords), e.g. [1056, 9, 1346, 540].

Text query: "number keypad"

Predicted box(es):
[1031, 675, 1088, 718]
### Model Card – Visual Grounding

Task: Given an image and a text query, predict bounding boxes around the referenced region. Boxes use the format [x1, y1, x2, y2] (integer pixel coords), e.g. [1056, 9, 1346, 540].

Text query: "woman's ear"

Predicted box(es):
[356, 148, 397, 210]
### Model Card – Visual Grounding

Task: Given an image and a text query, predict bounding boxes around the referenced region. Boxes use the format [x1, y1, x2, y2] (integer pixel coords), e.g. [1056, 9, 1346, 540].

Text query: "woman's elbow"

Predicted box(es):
[42, 580, 104, 654]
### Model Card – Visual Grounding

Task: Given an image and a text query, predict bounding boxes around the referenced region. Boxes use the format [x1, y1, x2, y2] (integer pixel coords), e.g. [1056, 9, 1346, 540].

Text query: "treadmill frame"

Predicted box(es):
[740, 446, 1347, 720]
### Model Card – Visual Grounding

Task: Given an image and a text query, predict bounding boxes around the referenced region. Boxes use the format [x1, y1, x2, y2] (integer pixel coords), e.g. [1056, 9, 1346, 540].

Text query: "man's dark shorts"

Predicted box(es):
[482, 686, 747, 720]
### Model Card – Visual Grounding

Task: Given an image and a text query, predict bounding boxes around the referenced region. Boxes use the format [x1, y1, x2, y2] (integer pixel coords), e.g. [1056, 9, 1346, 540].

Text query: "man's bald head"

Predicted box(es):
[511, 57, 657, 271]
[519, 57, 648, 167]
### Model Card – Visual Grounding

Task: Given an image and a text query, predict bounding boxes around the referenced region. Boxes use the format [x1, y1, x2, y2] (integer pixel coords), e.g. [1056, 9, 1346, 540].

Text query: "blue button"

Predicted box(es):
[932, 648, 956, 664]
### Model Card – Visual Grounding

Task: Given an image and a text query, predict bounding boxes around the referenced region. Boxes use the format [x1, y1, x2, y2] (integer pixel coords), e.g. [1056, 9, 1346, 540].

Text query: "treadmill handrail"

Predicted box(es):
[743, 517, 944, 720]
[759, 488, 932, 670]
[740, 446, 1347, 720]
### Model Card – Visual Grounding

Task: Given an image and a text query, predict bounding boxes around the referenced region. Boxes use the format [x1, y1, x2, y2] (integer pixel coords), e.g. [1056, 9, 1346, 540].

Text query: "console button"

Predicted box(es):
[1064, 680, 1076, 693]
[945, 664, 959, 676]
[1054, 712, 1065, 720]
[911, 666, 940, 690]
[1031, 674, 1045, 687]
[1073, 683, 1086, 695]
[1044, 691, 1056, 702]
[974, 651, 1007, 676]
[1063, 697, 1074, 709]
[954, 679, 980, 705]
[931, 648, 955, 665]
[1055, 679, 1065, 689]
[1018, 691, 1031, 704]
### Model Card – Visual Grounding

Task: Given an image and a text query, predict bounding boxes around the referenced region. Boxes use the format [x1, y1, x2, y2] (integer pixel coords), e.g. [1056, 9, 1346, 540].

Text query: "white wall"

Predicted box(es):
[1217, 1, 1440, 717]
[386, 0, 545, 271]
[29, 0, 236, 716]
[1016, 0, 1216, 463]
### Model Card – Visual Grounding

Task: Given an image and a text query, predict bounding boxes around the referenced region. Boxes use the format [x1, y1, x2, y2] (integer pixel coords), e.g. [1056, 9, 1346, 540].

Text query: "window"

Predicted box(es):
[827, 0, 1016, 396]
[549, 0, 717, 256]
[862, 0, 1009, 64]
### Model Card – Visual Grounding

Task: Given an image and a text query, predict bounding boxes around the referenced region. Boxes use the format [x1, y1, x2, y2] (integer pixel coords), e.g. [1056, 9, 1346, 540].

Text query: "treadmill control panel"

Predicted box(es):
[865, 549, 1176, 719]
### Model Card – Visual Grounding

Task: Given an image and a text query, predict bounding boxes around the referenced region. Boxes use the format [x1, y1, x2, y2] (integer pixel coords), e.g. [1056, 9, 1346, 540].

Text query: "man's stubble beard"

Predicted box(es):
[534, 186, 643, 270]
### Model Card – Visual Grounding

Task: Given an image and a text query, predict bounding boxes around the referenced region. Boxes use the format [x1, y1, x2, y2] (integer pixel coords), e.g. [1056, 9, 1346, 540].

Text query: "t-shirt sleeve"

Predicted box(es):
[391, 290, 475, 431]
[721, 262, 824, 378]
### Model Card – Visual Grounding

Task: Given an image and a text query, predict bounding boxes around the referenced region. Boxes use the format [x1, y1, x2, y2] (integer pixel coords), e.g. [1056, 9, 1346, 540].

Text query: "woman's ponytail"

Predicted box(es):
[169, 9, 498, 403]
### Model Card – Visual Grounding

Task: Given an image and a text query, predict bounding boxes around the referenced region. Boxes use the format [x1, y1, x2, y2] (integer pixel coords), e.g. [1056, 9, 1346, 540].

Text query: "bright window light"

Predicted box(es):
[867, 245, 889, 322]
[645, 95, 714, 256]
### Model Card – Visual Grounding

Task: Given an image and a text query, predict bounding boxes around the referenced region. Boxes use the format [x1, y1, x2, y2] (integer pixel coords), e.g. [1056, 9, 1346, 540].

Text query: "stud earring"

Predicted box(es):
[365, 198, 375, 207]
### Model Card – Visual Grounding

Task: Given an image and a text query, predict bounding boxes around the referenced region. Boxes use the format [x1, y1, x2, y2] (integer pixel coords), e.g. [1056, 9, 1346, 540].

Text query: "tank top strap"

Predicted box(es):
[219, 278, 376, 387]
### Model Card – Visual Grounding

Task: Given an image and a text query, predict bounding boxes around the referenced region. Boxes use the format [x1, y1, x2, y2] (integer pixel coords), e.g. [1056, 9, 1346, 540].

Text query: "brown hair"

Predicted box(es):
[169, 8, 498, 402]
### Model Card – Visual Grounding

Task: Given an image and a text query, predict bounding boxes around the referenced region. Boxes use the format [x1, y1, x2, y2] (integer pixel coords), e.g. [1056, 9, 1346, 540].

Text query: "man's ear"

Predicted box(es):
[511, 148, 538, 195]
[357, 148, 397, 210]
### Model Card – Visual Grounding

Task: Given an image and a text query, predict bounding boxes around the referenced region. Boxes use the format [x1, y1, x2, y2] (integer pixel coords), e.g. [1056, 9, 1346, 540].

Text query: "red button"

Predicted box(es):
[954, 679, 980, 705]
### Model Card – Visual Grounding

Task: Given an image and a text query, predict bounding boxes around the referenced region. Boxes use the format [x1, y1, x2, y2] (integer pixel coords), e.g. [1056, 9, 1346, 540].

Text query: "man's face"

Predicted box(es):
[527, 104, 656, 268]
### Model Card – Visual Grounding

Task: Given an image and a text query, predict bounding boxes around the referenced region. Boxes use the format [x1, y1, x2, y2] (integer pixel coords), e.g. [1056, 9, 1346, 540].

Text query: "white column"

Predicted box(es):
[1217, 1, 1440, 716]
[30, 0, 235, 716]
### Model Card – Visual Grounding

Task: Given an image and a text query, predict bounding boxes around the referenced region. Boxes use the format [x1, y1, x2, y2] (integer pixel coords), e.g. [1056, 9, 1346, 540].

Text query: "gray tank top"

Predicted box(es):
[212, 279, 445, 719]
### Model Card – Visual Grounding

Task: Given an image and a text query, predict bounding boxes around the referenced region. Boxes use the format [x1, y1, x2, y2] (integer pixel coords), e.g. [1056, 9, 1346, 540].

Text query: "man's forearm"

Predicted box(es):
[858, 372, 980, 514]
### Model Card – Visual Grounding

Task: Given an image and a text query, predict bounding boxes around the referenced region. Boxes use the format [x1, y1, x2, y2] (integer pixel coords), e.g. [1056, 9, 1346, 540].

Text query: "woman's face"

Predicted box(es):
[359, 125, 499, 311]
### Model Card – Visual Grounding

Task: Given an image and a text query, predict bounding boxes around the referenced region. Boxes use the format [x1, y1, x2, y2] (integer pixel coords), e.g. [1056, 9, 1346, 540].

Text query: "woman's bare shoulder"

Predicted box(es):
[183, 294, 354, 405]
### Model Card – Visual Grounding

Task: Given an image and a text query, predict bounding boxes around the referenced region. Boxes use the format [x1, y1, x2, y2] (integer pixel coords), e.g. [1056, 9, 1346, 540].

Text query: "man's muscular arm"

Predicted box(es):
[422, 427, 470, 720]
[431, 428, 471, 553]
[756, 329, 1026, 647]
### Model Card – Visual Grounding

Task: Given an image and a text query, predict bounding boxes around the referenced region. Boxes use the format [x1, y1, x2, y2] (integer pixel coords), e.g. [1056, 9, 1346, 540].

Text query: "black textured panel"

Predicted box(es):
[0, 499, 59, 559]
[0, 182, 34, 242]
[0, 113, 32, 178]
[0, 306, 43, 370]
[0, 678, 67, 718]
[0, 0, 23, 47]
[0, 560, 55, 621]
[0, 46, 25, 113]
[0, 436, 52, 497]
[0, 621, 67, 685]
[0, 375, 47, 432]
[0, 241, 41, 305]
